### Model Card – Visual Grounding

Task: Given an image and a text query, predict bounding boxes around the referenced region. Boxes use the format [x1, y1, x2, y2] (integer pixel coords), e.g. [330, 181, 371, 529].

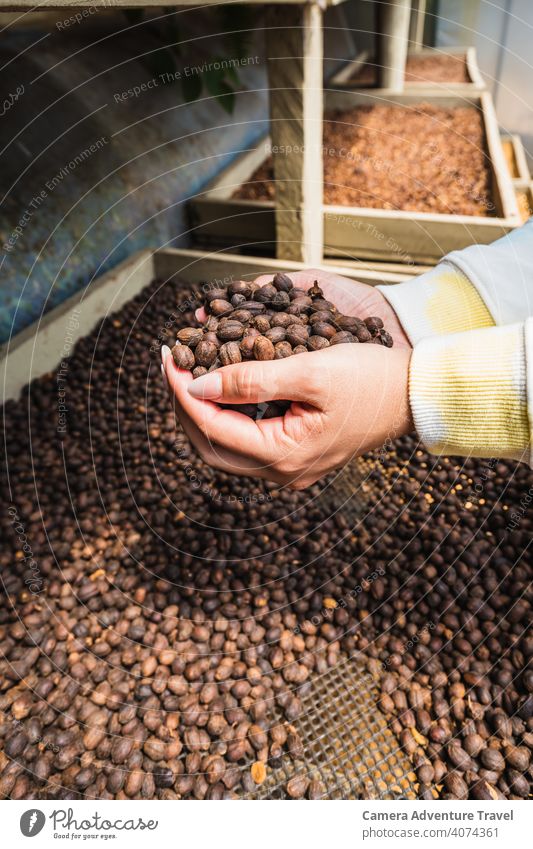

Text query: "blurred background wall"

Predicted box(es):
[435, 0, 533, 164]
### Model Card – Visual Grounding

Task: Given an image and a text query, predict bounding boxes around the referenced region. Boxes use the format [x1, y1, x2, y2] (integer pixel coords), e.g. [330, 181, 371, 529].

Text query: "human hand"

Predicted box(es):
[162, 340, 413, 489]
[195, 268, 411, 350]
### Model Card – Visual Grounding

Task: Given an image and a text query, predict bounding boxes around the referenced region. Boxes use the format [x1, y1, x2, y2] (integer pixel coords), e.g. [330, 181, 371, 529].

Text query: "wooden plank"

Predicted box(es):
[481, 91, 520, 222]
[265, 4, 323, 264]
[0, 250, 155, 403]
[323, 206, 513, 264]
[515, 183, 533, 223]
[153, 247, 413, 284]
[0, 0, 348, 8]
[465, 45, 485, 89]
[408, 0, 426, 53]
[501, 133, 530, 188]
[1, 247, 411, 401]
[377, 0, 411, 91]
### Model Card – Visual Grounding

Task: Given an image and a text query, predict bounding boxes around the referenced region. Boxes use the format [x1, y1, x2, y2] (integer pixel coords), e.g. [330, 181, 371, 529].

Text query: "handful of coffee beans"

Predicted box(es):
[170, 273, 393, 418]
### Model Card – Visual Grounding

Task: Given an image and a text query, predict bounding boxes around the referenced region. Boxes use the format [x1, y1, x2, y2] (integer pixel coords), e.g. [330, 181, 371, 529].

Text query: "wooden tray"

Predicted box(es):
[0, 247, 419, 402]
[330, 46, 485, 94]
[188, 91, 520, 264]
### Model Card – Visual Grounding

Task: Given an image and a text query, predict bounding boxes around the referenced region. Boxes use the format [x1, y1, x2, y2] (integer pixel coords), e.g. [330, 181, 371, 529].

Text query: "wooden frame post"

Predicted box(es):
[266, 3, 323, 264]
[408, 0, 427, 53]
[378, 0, 412, 90]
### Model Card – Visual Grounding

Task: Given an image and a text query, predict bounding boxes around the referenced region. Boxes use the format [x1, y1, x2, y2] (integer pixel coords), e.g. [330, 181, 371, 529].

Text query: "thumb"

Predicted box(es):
[187, 354, 326, 407]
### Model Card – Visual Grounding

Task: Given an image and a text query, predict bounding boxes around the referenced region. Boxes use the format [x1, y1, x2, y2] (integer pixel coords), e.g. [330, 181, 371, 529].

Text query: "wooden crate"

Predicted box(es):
[329, 46, 485, 94]
[0, 248, 417, 403]
[189, 91, 520, 264]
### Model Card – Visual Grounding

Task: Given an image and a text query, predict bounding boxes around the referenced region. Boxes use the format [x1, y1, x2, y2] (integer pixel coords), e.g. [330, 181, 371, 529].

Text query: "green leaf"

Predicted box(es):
[181, 73, 203, 103]
[215, 81, 236, 114]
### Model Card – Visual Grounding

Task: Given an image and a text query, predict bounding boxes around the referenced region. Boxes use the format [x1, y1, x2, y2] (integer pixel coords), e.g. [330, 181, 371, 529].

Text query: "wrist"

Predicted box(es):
[377, 262, 494, 346]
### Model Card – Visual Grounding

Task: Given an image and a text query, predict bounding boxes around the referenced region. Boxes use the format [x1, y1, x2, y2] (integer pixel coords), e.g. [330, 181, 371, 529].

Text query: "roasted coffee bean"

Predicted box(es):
[312, 322, 337, 340]
[272, 272, 293, 292]
[217, 321, 244, 342]
[471, 780, 505, 800]
[481, 748, 504, 772]
[307, 335, 330, 351]
[444, 772, 468, 799]
[271, 291, 291, 311]
[286, 325, 310, 347]
[330, 331, 356, 345]
[286, 774, 309, 799]
[310, 298, 334, 312]
[177, 327, 203, 347]
[255, 284, 277, 304]
[239, 300, 266, 315]
[207, 298, 233, 317]
[287, 732, 304, 760]
[378, 329, 394, 348]
[253, 336, 275, 361]
[171, 344, 195, 370]
[205, 288, 228, 304]
[219, 342, 242, 366]
[275, 342, 293, 359]
[227, 281, 251, 299]
[192, 366, 208, 379]
[265, 327, 286, 344]
[229, 310, 253, 324]
[194, 340, 218, 367]
[271, 312, 294, 328]
[504, 745, 530, 771]
[355, 326, 373, 342]
[239, 336, 257, 360]
[287, 301, 311, 317]
[308, 779, 325, 800]
[253, 315, 272, 334]
[337, 315, 361, 333]
[309, 310, 336, 325]
[364, 316, 384, 335]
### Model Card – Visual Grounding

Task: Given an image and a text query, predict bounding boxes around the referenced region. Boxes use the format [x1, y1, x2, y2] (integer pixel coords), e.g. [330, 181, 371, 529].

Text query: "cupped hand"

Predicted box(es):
[195, 269, 411, 350]
[163, 341, 413, 490]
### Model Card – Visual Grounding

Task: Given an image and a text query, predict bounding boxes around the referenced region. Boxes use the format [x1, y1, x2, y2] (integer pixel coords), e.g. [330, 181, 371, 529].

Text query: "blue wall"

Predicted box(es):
[0, 12, 270, 343]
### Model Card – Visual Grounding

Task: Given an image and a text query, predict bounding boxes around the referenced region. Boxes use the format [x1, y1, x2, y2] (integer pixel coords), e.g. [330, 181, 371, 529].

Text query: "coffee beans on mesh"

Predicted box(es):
[0, 274, 530, 801]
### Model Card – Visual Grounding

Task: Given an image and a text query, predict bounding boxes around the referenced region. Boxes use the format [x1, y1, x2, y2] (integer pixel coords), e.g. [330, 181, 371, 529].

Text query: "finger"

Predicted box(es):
[195, 307, 207, 323]
[165, 355, 281, 466]
[187, 354, 327, 407]
[169, 378, 284, 480]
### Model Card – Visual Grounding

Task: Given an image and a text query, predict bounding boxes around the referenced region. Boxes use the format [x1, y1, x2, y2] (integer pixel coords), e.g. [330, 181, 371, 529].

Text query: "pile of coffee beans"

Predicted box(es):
[0, 273, 531, 801]
[235, 104, 492, 217]
[170, 274, 392, 418]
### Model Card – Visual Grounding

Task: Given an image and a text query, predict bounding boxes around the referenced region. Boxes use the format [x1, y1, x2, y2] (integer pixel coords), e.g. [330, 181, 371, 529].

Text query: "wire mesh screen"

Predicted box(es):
[247, 660, 418, 800]
[315, 453, 392, 527]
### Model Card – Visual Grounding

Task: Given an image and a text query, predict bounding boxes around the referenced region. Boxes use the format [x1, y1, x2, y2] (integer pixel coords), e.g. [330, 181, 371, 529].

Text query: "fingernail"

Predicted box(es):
[161, 344, 171, 365]
[187, 372, 222, 400]
[160, 363, 169, 392]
